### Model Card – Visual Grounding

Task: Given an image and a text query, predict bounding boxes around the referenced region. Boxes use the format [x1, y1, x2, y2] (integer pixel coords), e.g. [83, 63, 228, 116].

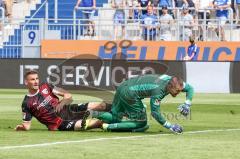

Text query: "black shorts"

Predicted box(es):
[58, 120, 77, 131]
[56, 103, 112, 120]
[56, 103, 88, 120]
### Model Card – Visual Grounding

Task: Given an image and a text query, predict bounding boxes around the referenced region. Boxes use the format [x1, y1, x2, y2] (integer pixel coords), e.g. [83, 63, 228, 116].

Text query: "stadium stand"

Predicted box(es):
[0, 0, 240, 58]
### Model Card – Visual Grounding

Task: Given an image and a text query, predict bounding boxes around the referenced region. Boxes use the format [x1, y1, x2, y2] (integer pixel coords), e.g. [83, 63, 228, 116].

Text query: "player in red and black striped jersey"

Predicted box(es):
[20, 82, 63, 130]
[15, 70, 109, 131]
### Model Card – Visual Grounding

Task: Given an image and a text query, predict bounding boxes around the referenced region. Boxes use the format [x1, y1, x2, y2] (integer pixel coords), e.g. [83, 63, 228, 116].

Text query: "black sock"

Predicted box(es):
[105, 103, 112, 112]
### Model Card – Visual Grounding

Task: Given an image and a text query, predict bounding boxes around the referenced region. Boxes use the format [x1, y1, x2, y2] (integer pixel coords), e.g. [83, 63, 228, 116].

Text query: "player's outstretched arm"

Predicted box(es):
[182, 82, 194, 103]
[15, 121, 31, 131]
[53, 86, 73, 112]
[178, 82, 194, 116]
[150, 97, 183, 134]
[150, 97, 167, 125]
[19, 103, 32, 131]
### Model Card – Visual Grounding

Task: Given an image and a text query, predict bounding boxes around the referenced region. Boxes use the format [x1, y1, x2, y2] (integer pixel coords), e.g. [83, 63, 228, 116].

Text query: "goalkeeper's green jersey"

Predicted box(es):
[120, 74, 193, 101]
[117, 74, 194, 125]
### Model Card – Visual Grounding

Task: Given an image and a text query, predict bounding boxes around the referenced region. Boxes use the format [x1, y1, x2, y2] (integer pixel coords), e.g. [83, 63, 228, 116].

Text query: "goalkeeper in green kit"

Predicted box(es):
[88, 74, 194, 134]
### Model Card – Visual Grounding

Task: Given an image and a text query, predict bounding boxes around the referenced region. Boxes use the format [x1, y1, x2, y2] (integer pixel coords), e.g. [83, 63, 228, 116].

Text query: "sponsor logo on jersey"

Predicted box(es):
[42, 88, 49, 95]
[37, 95, 52, 110]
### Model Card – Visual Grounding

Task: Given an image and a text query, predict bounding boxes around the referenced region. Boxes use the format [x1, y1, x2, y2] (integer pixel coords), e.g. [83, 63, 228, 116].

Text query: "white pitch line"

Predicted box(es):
[1, 128, 240, 150]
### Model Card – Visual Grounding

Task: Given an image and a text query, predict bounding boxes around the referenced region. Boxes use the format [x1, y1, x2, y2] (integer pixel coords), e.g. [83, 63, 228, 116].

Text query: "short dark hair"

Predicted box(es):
[162, 5, 168, 10]
[189, 36, 195, 43]
[167, 76, 184, 90]
[147, 5, 154, 10]
[24, 70, 39, 79]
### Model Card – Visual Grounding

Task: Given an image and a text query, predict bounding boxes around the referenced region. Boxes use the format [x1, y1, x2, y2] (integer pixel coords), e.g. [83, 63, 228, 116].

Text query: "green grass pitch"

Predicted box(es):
[0, 89, 240, 159]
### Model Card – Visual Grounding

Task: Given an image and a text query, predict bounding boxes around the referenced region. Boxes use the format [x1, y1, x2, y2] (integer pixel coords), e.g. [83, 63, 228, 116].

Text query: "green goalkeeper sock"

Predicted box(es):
[105, 121, 147, 132]
[92, 111, 114, 123]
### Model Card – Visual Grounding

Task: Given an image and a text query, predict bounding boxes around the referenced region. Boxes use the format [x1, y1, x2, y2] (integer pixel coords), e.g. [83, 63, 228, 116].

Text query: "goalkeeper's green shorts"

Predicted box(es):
[110, 87, 147, 123]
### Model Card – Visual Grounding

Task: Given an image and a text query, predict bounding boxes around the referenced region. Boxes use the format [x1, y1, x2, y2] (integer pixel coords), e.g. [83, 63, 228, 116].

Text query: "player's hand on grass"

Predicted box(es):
[178, 103, 191, 116]
[169, 124, 183, 134]
[15, 124, 26, 131]
[163, 121, 183, 134]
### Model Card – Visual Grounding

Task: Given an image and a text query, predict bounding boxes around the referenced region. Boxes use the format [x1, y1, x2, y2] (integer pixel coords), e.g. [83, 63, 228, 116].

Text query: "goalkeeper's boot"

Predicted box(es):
[81, 110, 92, 130]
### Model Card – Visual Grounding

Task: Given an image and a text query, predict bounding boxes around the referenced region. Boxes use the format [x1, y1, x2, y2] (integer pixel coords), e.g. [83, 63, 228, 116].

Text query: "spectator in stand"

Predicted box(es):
[196, 0, 212, 20]
[133, 0, 141, 22]
[231, 0, 236, 23]
[179, 5, 194, 41]
[75, 0, 96, 36]
[175, 0, 196, 15]
[141, 5, 159, 40]
[174, 0, 187, 20]
[127, 0, 140, 22]
[127, 0, 134, 22]
[0, 0, 5, 9]
[138, 0, 151, 15]
[159, 5, 174, 40]
[152, 0, 160, 7]
[236, 0, 240, 25]
[196, 0, 212, 40]
[151, 0, 159, 15]
[112, 0, 126, 40]
[187, 0, 196, 15]
[175, 0, 188, 8]
[211, 0, 231, 41]
[0, 0, 5, 35]
[183, 37, 198, 60]
[4, 0, 12, 21]
[159, 0, 175, 17]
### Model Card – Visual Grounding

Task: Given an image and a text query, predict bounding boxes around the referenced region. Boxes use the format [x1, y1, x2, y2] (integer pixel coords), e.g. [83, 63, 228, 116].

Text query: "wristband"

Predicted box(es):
[185, 100, 191, 105]
[163, 121, 172, 129]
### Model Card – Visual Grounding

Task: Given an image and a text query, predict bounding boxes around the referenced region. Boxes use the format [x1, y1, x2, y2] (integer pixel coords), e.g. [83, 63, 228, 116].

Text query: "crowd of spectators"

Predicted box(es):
[0, 0, 239, 40]
[75, 0, 239, 41]
[122, 0, 235, 41]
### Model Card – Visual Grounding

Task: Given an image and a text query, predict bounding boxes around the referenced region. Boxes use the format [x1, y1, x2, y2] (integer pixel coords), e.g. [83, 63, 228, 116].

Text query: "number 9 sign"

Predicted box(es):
[23, 30, 40, 46]
[28, 31, 36, 44]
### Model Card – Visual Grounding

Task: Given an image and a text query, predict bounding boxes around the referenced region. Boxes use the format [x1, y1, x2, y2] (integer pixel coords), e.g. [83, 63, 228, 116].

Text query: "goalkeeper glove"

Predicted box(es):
[163, 121, 183, 134]
[169, 124, 183, 134]
[178, 103, 191, 116]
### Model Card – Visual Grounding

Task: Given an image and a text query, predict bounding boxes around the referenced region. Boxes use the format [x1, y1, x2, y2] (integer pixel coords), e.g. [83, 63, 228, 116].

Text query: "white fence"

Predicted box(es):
[73, 7, 237, 41]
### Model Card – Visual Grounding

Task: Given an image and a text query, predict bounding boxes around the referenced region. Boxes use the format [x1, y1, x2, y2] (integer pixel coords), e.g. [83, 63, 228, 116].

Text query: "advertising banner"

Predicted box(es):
[0, 59, 185, 90]
[0, 59, 239, 93]
[41, 40, 240, 61]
